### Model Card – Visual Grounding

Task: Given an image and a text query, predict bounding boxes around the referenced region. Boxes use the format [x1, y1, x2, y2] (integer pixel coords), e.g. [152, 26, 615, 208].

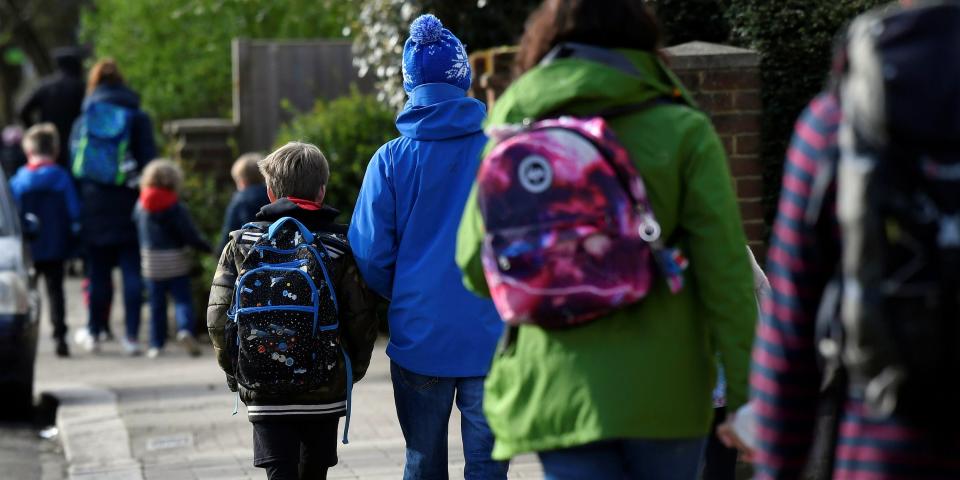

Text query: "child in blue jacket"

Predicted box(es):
[133, 159, 211, 358]
[10, 123, 81, 357]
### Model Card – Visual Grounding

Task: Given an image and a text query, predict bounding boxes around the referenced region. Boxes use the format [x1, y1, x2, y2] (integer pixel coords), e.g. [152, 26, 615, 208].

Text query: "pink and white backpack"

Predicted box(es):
[476, 111, 687, 329]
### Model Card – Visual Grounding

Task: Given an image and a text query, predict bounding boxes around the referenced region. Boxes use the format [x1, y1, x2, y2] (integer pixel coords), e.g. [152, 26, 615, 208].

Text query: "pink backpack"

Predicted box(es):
[476, 113, 686, 328]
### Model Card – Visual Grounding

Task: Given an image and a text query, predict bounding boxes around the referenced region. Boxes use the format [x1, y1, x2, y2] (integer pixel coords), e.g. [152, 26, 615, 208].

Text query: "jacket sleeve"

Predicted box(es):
[130, 111, 157, 170]
[677, 114, 757, 412]
[8, 173, 23, 209]
[751, 95, 840, 479]
[175, 204, 212, 253]
[347, 145, 397, 299]
[218, 195, 240, 256]
[455, 183, 490, 297]
[335, 252, 379, 383]
[60, 170, 82, 226]
[207, 238, 239, 391]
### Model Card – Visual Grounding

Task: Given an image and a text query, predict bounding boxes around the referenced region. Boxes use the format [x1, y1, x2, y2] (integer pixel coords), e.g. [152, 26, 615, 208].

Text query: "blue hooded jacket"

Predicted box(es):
[9, 162, 81, 262]
[349, 83, 503, 377]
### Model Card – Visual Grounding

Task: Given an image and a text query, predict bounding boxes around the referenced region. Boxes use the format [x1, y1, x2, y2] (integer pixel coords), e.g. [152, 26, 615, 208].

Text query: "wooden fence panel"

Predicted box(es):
[233, 39, 375, 153]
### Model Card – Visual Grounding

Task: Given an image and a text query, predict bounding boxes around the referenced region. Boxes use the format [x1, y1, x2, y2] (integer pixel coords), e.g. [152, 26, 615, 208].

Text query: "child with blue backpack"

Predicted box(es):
[208, 141, 378, 480]
[133, 159, 211, 358]
[10, 123, 81, 357]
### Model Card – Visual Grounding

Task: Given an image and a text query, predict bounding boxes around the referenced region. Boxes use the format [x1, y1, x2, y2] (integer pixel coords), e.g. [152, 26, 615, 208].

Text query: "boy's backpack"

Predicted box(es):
[813, 1, 960, 427]
[71, 101, 134, 185]
[227, 217, 350, 397]
[476, 113, 686, 329]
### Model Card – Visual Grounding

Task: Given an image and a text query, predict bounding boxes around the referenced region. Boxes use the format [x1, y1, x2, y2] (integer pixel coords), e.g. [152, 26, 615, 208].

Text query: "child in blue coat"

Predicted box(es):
[133, 159, 211, 358]
[9, 123, 81, 357]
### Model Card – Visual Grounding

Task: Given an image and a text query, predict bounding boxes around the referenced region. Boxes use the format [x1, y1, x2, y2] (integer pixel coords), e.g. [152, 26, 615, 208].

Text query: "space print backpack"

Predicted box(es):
[229, 217, 347, 396]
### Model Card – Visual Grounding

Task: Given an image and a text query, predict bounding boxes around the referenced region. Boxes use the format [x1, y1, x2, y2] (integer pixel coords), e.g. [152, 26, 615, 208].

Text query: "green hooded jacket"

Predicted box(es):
[455, 49, 757, 460]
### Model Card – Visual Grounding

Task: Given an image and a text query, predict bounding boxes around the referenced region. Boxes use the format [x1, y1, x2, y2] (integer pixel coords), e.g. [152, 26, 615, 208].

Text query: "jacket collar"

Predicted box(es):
[396, 83, 486, 141]
[408, 82, 468, 107]
[255, 198, 341, 231]
[490, 47, 694, 124]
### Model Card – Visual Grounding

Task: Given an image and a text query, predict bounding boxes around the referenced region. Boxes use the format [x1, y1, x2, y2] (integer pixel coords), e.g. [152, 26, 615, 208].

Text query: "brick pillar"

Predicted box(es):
[663, 42, 765, 259]
[470, 42, 766, 258]
[163, 118, 236, 179]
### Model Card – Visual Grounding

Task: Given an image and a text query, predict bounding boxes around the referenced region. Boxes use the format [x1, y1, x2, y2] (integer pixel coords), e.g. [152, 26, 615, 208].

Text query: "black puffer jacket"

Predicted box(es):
[207, 198, 379, 423]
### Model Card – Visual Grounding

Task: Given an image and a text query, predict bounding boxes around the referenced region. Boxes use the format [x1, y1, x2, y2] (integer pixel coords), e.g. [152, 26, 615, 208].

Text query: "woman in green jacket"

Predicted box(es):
[455, 0, 757, 477]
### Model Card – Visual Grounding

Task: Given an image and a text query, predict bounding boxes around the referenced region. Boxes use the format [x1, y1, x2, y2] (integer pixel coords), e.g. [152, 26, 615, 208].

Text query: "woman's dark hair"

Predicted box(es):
[515, 0, 662, 73]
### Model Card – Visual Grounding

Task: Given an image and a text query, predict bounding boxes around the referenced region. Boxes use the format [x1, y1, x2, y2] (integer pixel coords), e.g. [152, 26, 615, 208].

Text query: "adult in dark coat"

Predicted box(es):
[18, 47, 86, 168]
[70, 59, 156, 354]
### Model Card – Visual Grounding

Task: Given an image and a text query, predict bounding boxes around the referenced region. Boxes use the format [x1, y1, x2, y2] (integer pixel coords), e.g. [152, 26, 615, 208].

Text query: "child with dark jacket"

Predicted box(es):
[133, 159, 211, 358]
[208, 142, 378, 480]
[9, 123, 80, 357]
[218, 152, 270, 255]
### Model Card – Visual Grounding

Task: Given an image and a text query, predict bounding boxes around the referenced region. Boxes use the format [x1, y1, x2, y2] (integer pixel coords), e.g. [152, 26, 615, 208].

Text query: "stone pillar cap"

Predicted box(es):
[663, 41, 760, 70]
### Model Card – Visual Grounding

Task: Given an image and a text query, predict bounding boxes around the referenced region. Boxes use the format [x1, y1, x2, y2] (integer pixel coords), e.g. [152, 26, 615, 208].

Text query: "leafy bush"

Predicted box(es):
[724, 0, 888, 216]
[274, 90, 397, 219]
[352, 0, 539, 109]
[651, 0, 730, 45]
[80, 0, 357, 127]
[653, 0, 887, 218]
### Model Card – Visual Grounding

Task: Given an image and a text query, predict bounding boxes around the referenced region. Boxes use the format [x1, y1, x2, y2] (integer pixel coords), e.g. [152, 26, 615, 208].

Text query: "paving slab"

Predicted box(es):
[35, 277, 543, 479]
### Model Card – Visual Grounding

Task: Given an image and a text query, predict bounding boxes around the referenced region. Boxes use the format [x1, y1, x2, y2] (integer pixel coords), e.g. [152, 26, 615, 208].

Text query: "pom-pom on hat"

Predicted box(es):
[402, 14, 472, 92]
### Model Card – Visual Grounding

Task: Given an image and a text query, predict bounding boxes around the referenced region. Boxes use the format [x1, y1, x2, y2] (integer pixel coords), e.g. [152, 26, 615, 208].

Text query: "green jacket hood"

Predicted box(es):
[486, 48, 696, 127]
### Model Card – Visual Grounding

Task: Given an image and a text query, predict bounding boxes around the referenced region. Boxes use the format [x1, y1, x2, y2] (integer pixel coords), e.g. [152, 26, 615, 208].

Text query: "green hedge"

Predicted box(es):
[274, 89, 397, 220]
[652, 0, 730, 45]
[652, 0, 889, 220]
[725, 0, 888, 217]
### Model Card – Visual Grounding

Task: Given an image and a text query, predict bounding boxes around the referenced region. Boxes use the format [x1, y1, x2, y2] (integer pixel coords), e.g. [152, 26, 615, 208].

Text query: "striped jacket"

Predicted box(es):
[753, 93, 960, 479]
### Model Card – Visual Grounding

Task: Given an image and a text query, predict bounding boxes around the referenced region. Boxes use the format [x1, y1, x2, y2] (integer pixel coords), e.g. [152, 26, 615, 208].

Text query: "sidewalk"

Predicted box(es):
[35, 277, 543, 479]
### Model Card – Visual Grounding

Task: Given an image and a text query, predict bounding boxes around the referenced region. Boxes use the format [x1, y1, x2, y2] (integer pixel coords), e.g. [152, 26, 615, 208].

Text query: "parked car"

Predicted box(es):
[0, 169, 40, 414]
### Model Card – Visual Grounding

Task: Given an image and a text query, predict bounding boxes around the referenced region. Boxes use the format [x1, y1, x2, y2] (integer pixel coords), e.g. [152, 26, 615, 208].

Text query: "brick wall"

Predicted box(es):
[470, 42, 766, 259]
[664, 42, 765, 259]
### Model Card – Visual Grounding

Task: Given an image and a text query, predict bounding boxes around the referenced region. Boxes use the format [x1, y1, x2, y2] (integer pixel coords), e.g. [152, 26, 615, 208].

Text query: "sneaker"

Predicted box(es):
[146, 347, 162, 359]
[55, 338, 70, 358]
[99, 330, 116, 343]
[176, 331, 202, 357]
[75, 330, 100, 353]
[121, 337, 142, 356]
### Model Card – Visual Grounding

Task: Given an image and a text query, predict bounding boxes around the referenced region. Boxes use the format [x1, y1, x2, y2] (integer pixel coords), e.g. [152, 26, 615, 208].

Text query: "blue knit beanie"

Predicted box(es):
[402, 14, 472, 92]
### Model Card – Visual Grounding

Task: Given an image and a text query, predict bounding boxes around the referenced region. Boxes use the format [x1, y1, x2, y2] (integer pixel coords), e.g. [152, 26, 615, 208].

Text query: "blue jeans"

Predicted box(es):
[87, 243, 142, 340]
[390, 361, 507, 480]
[539, 438, 707, 480]
[146, 275, 195, 348]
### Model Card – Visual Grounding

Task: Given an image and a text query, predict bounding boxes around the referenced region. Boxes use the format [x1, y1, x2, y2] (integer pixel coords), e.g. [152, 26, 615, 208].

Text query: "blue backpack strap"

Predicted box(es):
[267, 217, 315, 243]
[341, 348, 353, 444]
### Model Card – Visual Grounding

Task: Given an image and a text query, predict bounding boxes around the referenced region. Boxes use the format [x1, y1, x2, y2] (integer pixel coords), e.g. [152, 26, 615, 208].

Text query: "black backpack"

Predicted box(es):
[227, 217, 350, 396]
[814, 1, 960, 427]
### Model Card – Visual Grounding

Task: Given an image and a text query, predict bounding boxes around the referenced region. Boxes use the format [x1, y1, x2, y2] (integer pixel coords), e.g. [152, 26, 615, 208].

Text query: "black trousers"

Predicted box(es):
[703, 406, 738, 480]
[35, 261, 66, 341]
[253, 417, 339, 480]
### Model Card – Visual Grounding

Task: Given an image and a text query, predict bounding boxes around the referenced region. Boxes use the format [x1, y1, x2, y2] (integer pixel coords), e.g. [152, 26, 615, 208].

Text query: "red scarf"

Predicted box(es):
[26, 157, 57, 171]
[140, 187, 179, 213]
[287, 197, 322, 211]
